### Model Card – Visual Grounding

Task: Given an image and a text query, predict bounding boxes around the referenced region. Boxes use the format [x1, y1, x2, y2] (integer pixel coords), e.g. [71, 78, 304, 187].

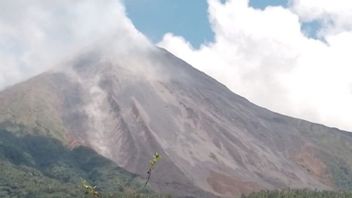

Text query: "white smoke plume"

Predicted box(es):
[0, 0, 149, 90]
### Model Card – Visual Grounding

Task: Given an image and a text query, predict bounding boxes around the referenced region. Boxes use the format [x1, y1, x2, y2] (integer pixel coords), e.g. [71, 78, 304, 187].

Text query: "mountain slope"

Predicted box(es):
[0, 46, 352, 197]
[0, 128, 161, 197]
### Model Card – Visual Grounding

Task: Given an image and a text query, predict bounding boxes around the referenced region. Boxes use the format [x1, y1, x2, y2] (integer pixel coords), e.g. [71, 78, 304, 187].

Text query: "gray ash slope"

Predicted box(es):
[1, 45, 352, 197]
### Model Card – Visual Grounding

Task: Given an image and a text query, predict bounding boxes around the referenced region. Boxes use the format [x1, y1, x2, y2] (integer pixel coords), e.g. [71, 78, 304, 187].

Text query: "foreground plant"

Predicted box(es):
[144, 152, 161, 188]
[81, 179, 101, 198]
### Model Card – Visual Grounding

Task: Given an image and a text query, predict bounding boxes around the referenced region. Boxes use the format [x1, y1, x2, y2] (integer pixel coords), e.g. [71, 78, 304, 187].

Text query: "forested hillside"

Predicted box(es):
[242, 189, 352, 198]
[0, 129, 166, 197]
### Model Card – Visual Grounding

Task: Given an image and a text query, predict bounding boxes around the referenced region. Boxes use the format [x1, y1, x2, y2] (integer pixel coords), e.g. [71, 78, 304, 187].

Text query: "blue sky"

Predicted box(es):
[124, 0, 213, 48]
[124, 0, 290, 48]
[249, 0, 288, 9]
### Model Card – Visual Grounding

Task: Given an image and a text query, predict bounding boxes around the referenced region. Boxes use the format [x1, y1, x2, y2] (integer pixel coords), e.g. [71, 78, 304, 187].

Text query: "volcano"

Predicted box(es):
[1, 44, 352, 197]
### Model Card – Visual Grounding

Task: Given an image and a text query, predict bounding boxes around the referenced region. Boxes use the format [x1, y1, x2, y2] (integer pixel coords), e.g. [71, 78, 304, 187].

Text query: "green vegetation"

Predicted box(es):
[241, 189, 352, 198]
[0, 129, 167, 197]
[81, 179, 102, 198]
[144, 152, 161, 188]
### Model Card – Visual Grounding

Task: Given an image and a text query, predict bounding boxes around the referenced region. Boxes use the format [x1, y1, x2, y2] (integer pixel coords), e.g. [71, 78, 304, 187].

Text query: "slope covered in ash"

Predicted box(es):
[0, 45, 352, 197]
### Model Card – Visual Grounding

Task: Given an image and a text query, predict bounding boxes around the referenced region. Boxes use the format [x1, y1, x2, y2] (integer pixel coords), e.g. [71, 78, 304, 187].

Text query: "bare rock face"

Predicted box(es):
[1, 46, 352, 197]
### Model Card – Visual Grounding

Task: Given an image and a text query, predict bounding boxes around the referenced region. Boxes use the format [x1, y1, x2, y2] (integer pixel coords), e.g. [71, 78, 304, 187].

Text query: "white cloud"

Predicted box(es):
[159, 0, 352, 131]
[291, 0, 352, 36]
[0, 0, 149, 90]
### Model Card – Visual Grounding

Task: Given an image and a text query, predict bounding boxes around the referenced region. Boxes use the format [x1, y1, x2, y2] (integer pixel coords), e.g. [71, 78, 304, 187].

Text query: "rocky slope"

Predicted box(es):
[0, 46, 352, 197]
